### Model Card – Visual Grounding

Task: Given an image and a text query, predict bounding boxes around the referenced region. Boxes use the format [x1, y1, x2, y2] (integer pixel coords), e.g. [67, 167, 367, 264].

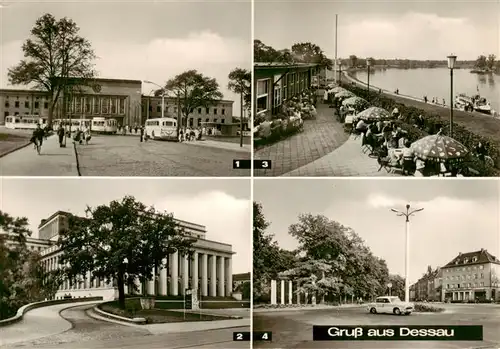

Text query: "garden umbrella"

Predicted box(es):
[342, 96, 369, 109]
[335, 90, 356, 99]
[330, 86, 345, 94]
[411, 134, 468, 161]
[355, 106, 391, 121]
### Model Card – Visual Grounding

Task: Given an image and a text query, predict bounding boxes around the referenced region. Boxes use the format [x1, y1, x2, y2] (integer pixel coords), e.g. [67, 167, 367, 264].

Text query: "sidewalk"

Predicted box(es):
[283, 134, 398, 177]
[253, 304, 362, 313]
[0, 135, 78, 176]
[0, 301, 98, 346]
[254, 94, 349, 176]
[185, 139, 251, 152]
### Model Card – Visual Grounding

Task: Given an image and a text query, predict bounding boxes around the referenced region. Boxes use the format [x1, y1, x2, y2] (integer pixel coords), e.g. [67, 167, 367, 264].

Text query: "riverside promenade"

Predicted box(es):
[344, 73, 500, 145]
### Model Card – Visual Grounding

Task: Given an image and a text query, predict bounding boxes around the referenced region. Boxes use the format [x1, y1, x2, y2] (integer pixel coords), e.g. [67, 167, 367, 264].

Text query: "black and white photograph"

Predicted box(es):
[253, 0, 500, 177]
[0, 0, 251, 177]
[0, 178, 251, 349]
[253, 179, 500, 348]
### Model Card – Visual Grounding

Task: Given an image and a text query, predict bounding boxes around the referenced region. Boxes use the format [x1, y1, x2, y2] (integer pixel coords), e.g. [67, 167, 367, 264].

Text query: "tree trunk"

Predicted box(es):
[117, 272, 125, 309]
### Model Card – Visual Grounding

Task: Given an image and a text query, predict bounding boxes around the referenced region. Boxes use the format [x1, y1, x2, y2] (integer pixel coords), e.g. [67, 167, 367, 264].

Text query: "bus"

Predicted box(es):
[144, 117, 178, 141]
[53, 119, 91, 133]
[91, 117, 118, 134]
[5, 115, 47, 130]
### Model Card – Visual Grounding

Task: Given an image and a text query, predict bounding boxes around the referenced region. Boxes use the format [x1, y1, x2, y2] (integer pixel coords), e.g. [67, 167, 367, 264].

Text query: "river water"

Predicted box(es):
[331, 68, 500, 112]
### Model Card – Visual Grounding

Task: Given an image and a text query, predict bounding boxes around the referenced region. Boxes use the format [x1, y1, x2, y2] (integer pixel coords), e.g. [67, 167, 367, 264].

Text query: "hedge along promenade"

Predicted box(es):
[0, 296, 103, 327]
[341, 76, 499, 176]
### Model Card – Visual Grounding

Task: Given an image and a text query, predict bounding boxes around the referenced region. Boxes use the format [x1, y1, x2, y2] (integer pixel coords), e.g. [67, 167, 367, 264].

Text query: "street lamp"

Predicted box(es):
[390, 204, 424, 303]
[366, 58, 372, 94]
[447, 54, 457, 138]
[143, 80, 165, 119]
[338, 60, 342, 85]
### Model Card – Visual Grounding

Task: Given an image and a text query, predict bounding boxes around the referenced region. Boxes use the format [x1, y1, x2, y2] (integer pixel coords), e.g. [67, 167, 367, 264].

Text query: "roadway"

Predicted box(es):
[0, 133, 251, 176]
[253, 304, 500, 348]
[0, 303, 250, 349]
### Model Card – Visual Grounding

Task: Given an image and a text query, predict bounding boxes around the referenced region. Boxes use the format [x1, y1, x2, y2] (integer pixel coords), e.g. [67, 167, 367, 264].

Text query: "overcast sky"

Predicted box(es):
[0, 0, 250, 115]
[255, 0, 499, 60]
[0, 178, 251, 274]
[254, 179, 500, 283]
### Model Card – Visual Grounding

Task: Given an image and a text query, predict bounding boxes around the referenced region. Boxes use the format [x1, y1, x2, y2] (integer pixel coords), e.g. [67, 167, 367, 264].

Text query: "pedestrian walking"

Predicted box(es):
[32, 124, 44, 154]
[140, 126, 144, 142]
[57, 125, 65, 147]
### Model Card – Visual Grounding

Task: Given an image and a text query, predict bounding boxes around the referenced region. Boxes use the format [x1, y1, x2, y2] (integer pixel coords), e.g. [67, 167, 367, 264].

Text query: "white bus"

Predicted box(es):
[53, 119, 91, 132]
[144, 117, 178, 141]
[5, 115, 47, 130]
[91, 117, 118, 134]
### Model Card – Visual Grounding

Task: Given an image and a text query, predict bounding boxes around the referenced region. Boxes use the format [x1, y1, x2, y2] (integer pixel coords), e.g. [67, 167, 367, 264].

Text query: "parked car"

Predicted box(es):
[367, 296, 414, 315]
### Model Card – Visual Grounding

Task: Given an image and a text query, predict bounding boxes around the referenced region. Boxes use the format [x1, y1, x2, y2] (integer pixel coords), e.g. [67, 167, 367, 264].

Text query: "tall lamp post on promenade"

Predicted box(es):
[338, 60, 342, 85]
[366, 58, 372, 94]
[144, 80, 165, 119]
[447, 54, 457, 138]
[390, 204, 424, 303]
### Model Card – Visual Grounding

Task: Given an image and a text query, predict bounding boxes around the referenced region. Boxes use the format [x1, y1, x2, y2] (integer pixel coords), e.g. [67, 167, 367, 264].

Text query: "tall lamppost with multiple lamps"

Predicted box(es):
[447, 54, 457, 138]
[143, 80, 165, 119]
[366, 58, 372, 94]
[390, 204, 424, 303]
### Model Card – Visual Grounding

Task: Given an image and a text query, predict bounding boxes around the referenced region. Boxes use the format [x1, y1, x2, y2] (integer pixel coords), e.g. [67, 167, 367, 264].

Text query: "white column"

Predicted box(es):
[280, 280, 285, 305]
[135, 277, 142, 294]
[288, 280, 293, 304]
[201, 253, 208, 296]
[159, 258, 167, 296]
[218, 256, 225, 297]
[225, 257, 233, 297]
[147, 267, 155, 295]
[181, 254, 189, 295]
[86, 271, 91, 288]
[192, 252, 198, 291]
[170, 252, 178, 296]
[271, 280, 277, 305]
[209, 255, 217, 296]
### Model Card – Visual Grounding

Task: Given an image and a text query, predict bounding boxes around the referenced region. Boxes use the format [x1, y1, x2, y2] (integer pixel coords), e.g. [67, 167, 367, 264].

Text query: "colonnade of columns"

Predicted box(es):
[43, 251, 233, 297]
[270, 279, 320, 305]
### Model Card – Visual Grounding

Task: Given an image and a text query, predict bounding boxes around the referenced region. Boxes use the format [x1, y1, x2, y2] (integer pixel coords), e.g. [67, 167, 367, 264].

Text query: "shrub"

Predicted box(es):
[413, 303, 445, 313]
[341, 83, 499, 176]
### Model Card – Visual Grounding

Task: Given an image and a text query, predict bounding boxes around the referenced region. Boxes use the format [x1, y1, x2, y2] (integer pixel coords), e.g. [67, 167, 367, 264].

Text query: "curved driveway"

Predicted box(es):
[253, 304, 500, 348]
[0, 302, 250, 349]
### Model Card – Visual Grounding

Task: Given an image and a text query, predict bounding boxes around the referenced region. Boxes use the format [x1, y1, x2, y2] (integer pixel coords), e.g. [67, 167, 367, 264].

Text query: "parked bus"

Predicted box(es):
[5, 115, 47, 130]
[144, 117, 178, 141]
[91, 117, 118, 134]
[53, 119, 91, 133]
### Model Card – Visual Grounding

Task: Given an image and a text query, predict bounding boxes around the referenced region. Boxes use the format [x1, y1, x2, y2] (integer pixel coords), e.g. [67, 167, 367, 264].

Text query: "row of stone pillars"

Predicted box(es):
[270, 279, 321, 305]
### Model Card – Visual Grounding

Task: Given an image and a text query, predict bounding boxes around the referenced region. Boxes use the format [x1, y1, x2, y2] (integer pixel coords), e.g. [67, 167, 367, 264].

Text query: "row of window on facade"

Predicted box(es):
[444, 265, 484, 272]
[146, 105, 226, 116]
[446, 282, 487, 289]
[445, 273, 485, 281]
[188, 118, 227, 127]
[5, 97, 127, 115]
[255, 71, 311, 114]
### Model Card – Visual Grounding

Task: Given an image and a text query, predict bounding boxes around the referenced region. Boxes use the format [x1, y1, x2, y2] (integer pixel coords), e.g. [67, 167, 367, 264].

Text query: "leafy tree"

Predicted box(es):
[164, 70, 223, 133]
[349, 55, 358, 68]
[487, 54, 496, 70]
[0, 211, 56, 319]
[254, 40, 283, 62]
[475, 55, 487, 69]
[387, 274, 405, 299]
[7, 13, 97, 126]
[57, 196, 195, 309]
[291, 42, 333, 70]
[228, 68, 251, 112]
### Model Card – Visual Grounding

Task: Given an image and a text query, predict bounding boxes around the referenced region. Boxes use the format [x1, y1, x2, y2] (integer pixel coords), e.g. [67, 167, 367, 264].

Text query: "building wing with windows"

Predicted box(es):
[441, 249, 500, 302]
[254, 62, 319, 117]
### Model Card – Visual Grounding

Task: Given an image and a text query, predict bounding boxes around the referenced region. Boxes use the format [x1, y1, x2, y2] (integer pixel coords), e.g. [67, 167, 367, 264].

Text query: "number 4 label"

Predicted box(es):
[255, 331, 272, 341]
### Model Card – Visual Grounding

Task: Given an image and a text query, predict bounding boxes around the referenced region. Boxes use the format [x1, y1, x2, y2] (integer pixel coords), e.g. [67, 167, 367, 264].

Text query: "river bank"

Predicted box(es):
[343, 72, 500, 145]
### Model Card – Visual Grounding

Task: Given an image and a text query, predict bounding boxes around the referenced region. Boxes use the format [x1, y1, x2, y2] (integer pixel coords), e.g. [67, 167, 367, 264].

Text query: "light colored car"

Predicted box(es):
[367, 296, 414, 315]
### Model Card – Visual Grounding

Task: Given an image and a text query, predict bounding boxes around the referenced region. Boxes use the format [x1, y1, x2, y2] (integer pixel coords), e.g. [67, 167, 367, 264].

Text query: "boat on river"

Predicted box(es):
[455, 93, 492, 114]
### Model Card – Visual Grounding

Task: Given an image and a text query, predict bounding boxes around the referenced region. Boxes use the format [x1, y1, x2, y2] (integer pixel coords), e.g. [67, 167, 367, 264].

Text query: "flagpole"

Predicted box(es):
[334, 14, 338, 84]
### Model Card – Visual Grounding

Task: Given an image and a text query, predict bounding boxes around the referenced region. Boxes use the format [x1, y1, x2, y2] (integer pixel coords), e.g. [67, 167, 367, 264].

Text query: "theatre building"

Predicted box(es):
[37, 211, 234, 300]
[254, 62, 319, 117]
[441, 249, 500, 302]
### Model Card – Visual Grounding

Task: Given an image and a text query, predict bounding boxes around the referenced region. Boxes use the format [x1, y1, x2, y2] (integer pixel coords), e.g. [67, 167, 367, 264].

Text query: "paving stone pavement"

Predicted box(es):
[283, 134, 399, 177]
[0, 135, 78, 176]
[254, 95, 349, 177]
[185, 139, 252, 152]
[76, 135, 250, 176]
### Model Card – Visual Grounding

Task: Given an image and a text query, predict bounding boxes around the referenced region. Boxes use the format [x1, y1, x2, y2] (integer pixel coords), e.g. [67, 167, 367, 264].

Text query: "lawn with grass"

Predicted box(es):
[0, 132, 30, 157]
